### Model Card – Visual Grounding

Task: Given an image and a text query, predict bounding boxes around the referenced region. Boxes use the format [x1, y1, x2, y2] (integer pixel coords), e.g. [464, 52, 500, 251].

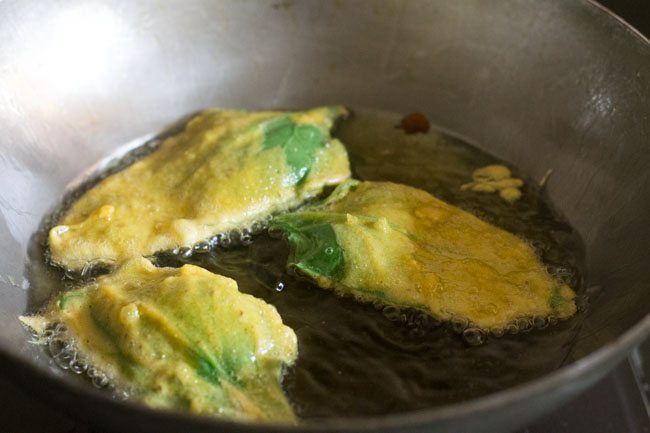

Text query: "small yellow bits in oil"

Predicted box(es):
[461, 164, 524, 203]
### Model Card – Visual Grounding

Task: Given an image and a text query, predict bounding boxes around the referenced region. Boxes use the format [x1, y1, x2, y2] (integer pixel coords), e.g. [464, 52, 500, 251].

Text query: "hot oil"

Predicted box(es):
[26, 108, 585, 419]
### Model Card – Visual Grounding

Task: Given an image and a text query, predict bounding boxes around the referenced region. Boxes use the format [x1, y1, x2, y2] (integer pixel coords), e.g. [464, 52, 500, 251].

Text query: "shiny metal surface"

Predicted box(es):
[1, 0, 649, 432]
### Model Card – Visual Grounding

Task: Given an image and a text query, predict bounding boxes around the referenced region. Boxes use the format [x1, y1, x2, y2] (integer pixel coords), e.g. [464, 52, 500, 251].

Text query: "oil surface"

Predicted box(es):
[26, 108, 585, 419]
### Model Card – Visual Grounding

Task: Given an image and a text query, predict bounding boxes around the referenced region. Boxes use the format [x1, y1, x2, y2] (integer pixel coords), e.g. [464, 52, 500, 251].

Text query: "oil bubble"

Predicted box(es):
[412, 312, 431, 329]
[505, 323, 519, 334]
[63, 269, 79, 281]
[70, 357, 88, 374]
[382, 306, 407, 323]
[229, 229, 242, 245]
[530, 239, 548, 255]
[53, 349, 74, 370]
[219, 234, 233, 248]
[462, 328, 486, 346]
[240, 232, 253, 246]
[490, 328, 505, 338]
[193, 241, 211, 253]
[516, 317, 533, 333]
[80, 262, 92, 278]
[382, 306, 400, 321]
[450, 318, 469, 334]
[209, 233, 223, 247]
[250, 221, 268, 235]
[533, 316, 549, 330]
[92, 374, 110, 388]
[48, 336, 68, 357]
[87, 366, 110, 388]
[38, 323, 114, 390]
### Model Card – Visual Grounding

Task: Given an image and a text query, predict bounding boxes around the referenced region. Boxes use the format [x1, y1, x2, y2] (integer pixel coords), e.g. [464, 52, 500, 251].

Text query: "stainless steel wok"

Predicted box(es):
[1, 1, 649, 432]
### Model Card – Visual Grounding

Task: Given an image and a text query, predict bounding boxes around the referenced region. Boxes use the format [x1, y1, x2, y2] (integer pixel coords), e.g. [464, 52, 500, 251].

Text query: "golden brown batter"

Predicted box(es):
[49, 106, 351, 271]
[271, 180, 576, 330]
[21, 258, 298, 422]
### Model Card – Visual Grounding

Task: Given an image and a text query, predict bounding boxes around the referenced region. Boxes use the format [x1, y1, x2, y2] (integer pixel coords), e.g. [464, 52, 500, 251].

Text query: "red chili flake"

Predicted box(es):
[399, 112, 430, 134]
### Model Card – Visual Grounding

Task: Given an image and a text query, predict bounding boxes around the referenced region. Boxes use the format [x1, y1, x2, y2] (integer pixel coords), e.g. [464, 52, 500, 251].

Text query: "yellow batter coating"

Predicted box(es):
[271, 181, 576, 331]
[49, 106, 351, 271]
[21, 258, 298, 423]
